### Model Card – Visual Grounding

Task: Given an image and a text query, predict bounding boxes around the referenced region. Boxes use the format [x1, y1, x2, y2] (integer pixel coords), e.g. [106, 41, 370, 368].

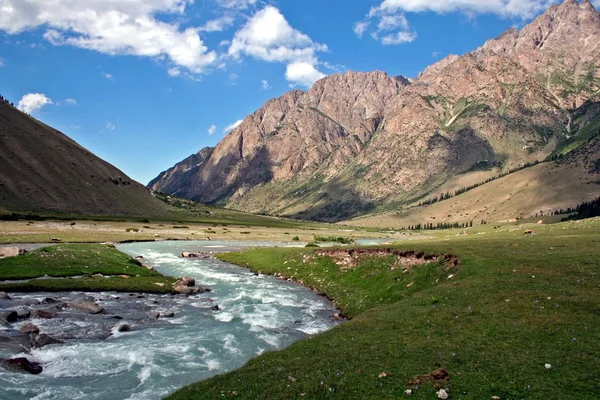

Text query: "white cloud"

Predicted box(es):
[17, 93, 53, 114]
[353, 21, 369, 38]
[432, 51, 442, 58]
[216, 0, 258, 9]
[168, 67, 181, 77]
[208, 124, 217, 135]
[285, 62, 326, 87]
[223, 119, 243, 133]
[63, 98, 76, 105]
[381, 30, 417, 45]
[0, 0, 217, 75]
[261, 79, 271, 90]
[105, 122, 116, 130]
[228, 72, 239, 84]
[370, 0, 560, 19]
[199, 16, 235, 32]
[228, 6, 328, 87]
[0, 58, 4, 67]
[358, 0, 562, 46]
[101, 72, 114, 80]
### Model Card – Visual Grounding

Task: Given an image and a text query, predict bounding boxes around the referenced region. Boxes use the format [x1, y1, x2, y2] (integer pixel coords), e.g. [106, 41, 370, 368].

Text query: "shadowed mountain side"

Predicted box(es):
[147, 147, 213, 195]
[0, 100, 168, 216]
[348, 136, 600, 228]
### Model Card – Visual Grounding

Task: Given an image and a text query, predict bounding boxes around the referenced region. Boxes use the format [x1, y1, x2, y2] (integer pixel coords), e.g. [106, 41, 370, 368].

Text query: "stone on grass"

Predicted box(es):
[404, 389, 412, 396]
[492, 396, 501, 400]
[0, 247, 19, 259]
[545, 363, 552, 370]
[437, 389, 449, 399]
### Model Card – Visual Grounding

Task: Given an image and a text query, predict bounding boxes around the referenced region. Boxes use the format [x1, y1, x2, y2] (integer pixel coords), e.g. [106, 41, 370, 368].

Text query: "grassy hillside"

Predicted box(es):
[168, 218, 600, 399]
[0, 99, 168, 217]
[348, 136, 600, 229]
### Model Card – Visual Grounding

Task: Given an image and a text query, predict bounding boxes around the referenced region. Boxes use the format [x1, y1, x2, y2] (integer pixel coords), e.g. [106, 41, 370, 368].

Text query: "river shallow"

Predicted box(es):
[0, 241, 342, 400]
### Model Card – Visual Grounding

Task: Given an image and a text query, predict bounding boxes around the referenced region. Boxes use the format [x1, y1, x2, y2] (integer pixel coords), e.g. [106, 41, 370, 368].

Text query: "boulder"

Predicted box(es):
[173, 285, 199, 295]
[1, 357, 43, 374]
[42, 297, 59, 304]
[161, 312, 175, 318]
[19, 323, 40, 335]
[0, 291, 10, 300]
[16, 309, 30, 319]
[69, 299, 104, 314]
[117, 324, 132, 332]
[32, 333, 62, 348]
[30, 309, 57, 319]
[0, 247, 19, 259]
[0, 311, 18, 323]
[181, 277, 195, 287]
[149, 311, 160, 319]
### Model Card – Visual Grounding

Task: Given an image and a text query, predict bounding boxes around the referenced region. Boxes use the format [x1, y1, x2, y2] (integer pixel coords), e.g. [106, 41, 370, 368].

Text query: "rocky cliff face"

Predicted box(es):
[150, 0, 600, 222]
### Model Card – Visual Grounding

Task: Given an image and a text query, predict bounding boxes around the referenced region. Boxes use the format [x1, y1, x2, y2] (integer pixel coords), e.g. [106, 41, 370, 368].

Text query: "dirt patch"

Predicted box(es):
[316, 248, 458, 272]
[408, 368, 450, 390]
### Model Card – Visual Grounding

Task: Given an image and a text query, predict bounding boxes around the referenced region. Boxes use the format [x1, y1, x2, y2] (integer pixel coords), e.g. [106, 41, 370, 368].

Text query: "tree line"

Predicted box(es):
[0, 94, 14, 107]
[417, 160, 543, 207]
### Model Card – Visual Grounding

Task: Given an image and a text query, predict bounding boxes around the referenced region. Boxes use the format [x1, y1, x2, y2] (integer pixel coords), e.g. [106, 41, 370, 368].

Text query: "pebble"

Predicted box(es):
[545, 363, 552, 370]
[404, 389, 412, 396]
[437, 389, 449, 399]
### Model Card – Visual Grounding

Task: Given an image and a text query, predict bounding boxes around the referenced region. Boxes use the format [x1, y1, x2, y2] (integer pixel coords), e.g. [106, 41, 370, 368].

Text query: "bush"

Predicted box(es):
[292, 236, 300, 241]
[313, 235, 354, 244]
[125, 228, 139, 233]
[305, 243, 319, 248]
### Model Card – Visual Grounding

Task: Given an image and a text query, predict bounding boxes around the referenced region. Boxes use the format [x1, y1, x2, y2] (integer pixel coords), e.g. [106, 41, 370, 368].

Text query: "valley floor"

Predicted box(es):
[167, 218, 600, 399]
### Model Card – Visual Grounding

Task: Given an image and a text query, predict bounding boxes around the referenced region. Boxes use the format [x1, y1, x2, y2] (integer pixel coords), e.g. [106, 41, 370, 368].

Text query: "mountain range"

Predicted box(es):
[149, 0, 600, 223]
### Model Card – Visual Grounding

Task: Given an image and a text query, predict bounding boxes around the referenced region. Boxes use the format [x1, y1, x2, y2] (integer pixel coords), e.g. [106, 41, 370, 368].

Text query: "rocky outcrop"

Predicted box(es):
[148, 147, 213, 194]
[150, 0, 600, 222]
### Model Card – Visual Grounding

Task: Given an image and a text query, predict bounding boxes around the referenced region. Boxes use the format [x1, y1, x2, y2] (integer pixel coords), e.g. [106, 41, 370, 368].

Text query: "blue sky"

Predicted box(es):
[0, 0, 595, 185]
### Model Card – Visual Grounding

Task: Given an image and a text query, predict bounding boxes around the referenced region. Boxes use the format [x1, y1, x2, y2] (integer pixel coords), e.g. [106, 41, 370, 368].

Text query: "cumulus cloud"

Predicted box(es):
[17, 93, 53, 114]
[208, 124, 217, 135]
[223, 119, 243, 133]
[228, 6, 328, 87]
[285, 62, 326, 87]
[0, 0, 217, 75]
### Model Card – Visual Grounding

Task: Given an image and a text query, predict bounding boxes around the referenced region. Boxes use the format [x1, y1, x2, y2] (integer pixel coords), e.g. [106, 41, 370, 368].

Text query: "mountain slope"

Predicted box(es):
[0, 99, 167, 216]
[150, 0, 600, 222]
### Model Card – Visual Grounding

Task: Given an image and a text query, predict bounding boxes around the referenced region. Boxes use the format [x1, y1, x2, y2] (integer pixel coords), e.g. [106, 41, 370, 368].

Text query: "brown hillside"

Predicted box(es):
[0, 100, 167, 216]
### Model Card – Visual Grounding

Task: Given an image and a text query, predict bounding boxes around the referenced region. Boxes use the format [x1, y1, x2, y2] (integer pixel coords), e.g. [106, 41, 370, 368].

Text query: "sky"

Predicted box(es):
[0, 0, 597, 185]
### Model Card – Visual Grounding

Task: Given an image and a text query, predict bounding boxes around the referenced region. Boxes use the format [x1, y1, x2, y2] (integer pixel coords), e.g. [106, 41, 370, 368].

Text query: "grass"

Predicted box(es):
[168, 218, 600, 399]
[0, 244, 176, 293]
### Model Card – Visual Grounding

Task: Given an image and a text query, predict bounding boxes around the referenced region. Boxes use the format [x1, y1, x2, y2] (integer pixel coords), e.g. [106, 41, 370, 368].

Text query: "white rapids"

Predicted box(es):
[0, 240, 342, 400]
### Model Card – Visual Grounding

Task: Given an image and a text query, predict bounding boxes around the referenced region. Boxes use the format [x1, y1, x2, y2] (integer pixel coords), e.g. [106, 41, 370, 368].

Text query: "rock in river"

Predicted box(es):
[32, 333, 62, 348]
[19, 323, 40, 335]
[1, 357, 43, 374]
[30, 309, 57, 319]
[0, 310, 18, 323]
[69, 299, 104, 314]
[0, 292, 11, 300]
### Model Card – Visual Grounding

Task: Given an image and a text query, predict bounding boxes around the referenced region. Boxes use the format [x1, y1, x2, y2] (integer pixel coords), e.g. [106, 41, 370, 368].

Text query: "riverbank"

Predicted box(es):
[168, 218, 600, 399]
[0, 244, 177, 294]
[1, 240, 343, 400]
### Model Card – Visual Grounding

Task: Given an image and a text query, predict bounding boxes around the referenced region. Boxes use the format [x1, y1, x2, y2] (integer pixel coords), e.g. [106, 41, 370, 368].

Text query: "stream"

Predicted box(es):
[0, 241, 343, 400]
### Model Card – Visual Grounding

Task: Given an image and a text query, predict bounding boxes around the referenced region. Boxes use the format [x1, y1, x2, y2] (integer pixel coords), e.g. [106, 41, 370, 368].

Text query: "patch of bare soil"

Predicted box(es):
[316, 248, 458, 272]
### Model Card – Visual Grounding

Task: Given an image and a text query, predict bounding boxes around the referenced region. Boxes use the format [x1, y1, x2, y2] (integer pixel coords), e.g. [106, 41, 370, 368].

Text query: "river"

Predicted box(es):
[0, 241, 342, 400]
